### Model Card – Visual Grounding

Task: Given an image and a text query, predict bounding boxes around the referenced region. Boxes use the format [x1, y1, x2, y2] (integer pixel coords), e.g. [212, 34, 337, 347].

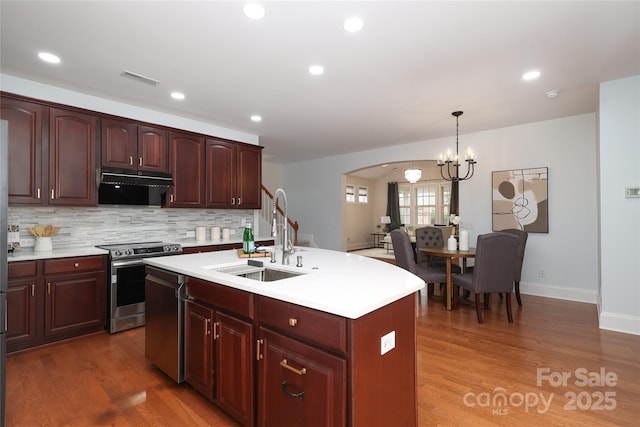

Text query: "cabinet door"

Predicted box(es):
[6, 279, 39, 351]
[101, 118, 137, 169]
[49, 108, 98, 205]
[0, 98, 44, 205]
[215, 311, 254, 427]
[185, 300, 214, 400]
[205, 139, 235, 208]
[168, 133, 204, 207]
[44, 271, 105, 338]
[236, 144, 262, 209]
[138, 125, 168, 172]
[257, 328, 346, 427]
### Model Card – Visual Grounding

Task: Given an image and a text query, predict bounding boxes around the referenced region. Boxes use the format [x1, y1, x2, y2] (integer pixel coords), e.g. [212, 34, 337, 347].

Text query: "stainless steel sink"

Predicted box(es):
[209, 264, 306, 282]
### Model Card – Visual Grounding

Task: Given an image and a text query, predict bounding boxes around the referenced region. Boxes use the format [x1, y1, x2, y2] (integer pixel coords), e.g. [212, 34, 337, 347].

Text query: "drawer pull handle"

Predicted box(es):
[47, 282, 51, 294]
[129, 156, 133, 165]
[288, 318, 298, 327]
[256, 339, 264, 361]
[280, 359, 306, 376]
[281, 380, 305, 400]
[31, 284, 36, 297]
[206, 319, 211, 335]
[213, 321, 220, 339]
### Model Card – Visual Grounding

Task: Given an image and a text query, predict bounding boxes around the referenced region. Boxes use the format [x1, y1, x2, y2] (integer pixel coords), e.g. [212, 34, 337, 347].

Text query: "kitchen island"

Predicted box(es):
[144, 247, 423, 427]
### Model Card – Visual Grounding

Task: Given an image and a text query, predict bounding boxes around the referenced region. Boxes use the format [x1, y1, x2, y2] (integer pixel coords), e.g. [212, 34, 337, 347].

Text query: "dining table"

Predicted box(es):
[418, 246, 476, 310]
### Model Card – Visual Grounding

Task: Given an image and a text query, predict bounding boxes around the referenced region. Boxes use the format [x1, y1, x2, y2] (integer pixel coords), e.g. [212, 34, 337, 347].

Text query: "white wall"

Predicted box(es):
[598, 75, 640, 334]
[283, 113, 600, 304]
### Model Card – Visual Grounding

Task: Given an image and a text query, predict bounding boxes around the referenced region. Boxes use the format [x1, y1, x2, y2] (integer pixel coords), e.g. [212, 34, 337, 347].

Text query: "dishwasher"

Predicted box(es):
[145, 266, 186, 383]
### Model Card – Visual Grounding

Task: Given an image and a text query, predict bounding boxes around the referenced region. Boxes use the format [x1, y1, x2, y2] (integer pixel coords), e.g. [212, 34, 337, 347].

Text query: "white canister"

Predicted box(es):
[447, 234, 457, 251]
[34, 236, 53, 252]
[222, 228, 230, 240]
[211, 226, 221, 241]
[195, 226, 206, 241]
[459, 230, 469, 251]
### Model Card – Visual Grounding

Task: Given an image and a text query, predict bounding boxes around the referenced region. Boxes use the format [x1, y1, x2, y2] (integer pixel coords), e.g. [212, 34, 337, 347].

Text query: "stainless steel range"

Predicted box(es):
[97, 242, 182, 333]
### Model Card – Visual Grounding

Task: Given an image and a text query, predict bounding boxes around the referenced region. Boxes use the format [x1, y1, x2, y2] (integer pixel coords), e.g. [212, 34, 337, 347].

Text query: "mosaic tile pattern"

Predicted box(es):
[8, 206, 254, 248]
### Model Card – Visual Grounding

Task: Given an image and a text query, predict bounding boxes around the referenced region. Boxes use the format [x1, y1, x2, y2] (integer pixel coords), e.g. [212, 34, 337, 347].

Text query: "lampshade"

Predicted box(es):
[404, 168, 421, 183]
[380, 216, 391, 224]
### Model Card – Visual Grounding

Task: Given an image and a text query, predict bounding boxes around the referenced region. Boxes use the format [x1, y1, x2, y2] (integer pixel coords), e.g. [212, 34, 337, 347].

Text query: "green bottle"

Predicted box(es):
[243, 223, 255, 254]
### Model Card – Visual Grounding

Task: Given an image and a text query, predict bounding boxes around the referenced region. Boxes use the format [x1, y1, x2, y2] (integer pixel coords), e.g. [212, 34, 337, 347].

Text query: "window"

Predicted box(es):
[398, 181, 451, 227]
[346, 185, 355, 203]
[357, 186, 368, 203]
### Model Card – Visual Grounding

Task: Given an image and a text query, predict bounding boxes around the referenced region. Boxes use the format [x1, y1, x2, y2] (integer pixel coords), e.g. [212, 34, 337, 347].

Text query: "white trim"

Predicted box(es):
[520, 281, 598, 304]
[599, 312, 640, 336]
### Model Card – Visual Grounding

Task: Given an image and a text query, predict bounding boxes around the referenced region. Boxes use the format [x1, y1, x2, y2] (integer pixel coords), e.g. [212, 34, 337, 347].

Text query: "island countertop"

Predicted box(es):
[143, 246, 424, 319]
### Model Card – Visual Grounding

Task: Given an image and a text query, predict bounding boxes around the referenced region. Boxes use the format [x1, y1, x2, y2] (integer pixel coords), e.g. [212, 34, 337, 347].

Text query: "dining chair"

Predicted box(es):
[452, 232, 520, 323]
[499, 228, 528, 306]
[415, 226, 461, 274]
[390, 229, 447, 301]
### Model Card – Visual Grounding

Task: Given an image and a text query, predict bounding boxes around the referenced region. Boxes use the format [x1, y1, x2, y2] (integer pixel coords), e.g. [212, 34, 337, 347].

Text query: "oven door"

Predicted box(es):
[110, 258, 146, 333]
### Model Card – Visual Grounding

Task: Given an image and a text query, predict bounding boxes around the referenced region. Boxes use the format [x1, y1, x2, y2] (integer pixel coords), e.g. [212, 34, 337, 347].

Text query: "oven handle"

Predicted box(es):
[111, 258, 146, 268]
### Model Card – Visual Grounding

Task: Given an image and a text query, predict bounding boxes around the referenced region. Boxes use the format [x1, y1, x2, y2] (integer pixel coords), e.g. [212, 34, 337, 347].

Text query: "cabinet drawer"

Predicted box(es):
[44, 255, 105, 275]
[187, 277, 254, 319]
[8, 261, 38, 279]
[258, 296, 347, 353]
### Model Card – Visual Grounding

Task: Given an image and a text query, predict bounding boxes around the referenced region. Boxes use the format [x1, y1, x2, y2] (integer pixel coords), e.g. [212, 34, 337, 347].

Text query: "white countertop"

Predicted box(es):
[7, 246, 109, 262]
[144, 247, 424, 319]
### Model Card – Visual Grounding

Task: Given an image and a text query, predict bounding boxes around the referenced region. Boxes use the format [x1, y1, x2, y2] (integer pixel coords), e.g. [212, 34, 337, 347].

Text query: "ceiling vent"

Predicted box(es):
[120, 70, 160, 86]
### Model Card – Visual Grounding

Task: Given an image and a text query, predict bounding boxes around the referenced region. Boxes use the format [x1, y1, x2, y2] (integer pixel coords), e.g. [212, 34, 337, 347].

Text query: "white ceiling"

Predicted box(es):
[1, 1, 638, 164]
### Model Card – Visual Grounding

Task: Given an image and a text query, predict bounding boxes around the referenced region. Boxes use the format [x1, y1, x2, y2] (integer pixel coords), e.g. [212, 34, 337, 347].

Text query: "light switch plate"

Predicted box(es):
[625, 187, 640, 198]
[380, 331, 396, 355]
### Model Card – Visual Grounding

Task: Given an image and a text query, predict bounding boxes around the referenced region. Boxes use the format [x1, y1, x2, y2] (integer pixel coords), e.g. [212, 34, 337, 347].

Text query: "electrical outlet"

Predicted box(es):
[380, 331, 396, 355]
[186, 231, 195, 238]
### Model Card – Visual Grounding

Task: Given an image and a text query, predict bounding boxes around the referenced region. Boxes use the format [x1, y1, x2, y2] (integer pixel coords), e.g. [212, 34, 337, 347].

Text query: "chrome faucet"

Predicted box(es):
[272, 188, 294, 264]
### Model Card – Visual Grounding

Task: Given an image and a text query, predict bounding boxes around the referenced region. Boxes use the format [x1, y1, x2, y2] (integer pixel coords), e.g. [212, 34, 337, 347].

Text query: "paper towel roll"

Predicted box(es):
[195, 226, 206, 241]
[459, 230, 469, 251]
[211, 226, 221, 240]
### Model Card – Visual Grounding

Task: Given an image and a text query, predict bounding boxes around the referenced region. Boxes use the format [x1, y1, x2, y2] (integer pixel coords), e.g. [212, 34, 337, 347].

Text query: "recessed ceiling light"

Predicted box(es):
[522, 70, 541, 81]
[344, 17, 364, 33]
[38, 52, 61, 64]
[309, 65, 324, 76]
[546, 90, 560, 99]
[243, 3, 265, 20]
[250, 115, 262, 122]
[171, 92, 185, 100]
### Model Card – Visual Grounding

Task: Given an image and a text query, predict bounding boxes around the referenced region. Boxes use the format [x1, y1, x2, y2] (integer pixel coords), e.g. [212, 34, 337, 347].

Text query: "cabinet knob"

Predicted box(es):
[288, 317, 298, 327]
[74, 262, 80, 268]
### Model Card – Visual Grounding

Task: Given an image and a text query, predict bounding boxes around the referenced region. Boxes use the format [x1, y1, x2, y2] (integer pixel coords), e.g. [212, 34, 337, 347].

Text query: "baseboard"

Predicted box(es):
[599, 312, 640, 336]
[521, 282, 598, 304]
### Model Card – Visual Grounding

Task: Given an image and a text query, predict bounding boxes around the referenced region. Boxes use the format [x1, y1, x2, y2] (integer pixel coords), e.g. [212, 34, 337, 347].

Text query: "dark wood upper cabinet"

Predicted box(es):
[0, 98, 45, 205]
[206, 139, 262, 209]
[101, 118, 168, 173]
[48, 108, 98, 206]
[168, 132, 205, 208]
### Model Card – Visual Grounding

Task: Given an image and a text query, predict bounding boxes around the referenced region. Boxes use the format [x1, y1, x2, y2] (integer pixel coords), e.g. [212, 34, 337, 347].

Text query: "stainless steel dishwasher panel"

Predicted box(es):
[145, 266, 185, 383]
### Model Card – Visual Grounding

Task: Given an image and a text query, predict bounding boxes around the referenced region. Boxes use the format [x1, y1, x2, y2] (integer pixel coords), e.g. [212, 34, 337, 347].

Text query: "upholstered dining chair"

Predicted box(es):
[390, 229, 447, 301]
[415, 226, 461, 274]
[451, 232, 520, 323]
[499, 228, 528, 306]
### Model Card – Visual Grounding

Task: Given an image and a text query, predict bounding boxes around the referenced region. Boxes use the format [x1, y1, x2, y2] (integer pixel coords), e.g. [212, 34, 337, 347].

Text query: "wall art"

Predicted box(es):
[492, 167, 548, 233]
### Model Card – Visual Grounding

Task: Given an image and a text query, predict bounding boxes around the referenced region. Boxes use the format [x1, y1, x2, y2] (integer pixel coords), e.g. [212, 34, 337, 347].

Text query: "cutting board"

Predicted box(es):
[236, 249, 270, 258]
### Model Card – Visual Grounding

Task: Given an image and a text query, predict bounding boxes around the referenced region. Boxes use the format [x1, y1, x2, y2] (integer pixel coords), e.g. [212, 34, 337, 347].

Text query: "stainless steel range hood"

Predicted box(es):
[98, 168, 173, 206]
[98, 168, 173, 187]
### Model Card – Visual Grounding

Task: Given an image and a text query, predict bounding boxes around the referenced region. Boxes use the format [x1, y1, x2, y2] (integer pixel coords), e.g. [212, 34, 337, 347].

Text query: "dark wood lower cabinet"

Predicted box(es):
[257, 327, 346, 427]
[185, 300, 214, 400]
[6, 256, 107, 353]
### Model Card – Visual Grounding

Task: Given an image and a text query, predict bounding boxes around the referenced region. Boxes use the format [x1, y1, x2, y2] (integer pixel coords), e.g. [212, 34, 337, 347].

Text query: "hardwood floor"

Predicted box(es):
[5, 293, 640, 426]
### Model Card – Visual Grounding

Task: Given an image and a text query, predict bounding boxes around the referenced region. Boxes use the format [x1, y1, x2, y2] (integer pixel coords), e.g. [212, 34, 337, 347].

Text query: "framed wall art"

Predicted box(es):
[492, 167, 548, 233]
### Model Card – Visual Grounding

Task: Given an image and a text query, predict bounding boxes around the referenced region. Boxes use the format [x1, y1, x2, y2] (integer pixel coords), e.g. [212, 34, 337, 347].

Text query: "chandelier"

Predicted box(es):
[437, 111, 476, 181]
[404, 168, 422, 183]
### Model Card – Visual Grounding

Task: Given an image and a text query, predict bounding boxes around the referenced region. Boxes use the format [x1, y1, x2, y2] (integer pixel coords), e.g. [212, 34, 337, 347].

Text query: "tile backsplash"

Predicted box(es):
[9, 206, 255, 249]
